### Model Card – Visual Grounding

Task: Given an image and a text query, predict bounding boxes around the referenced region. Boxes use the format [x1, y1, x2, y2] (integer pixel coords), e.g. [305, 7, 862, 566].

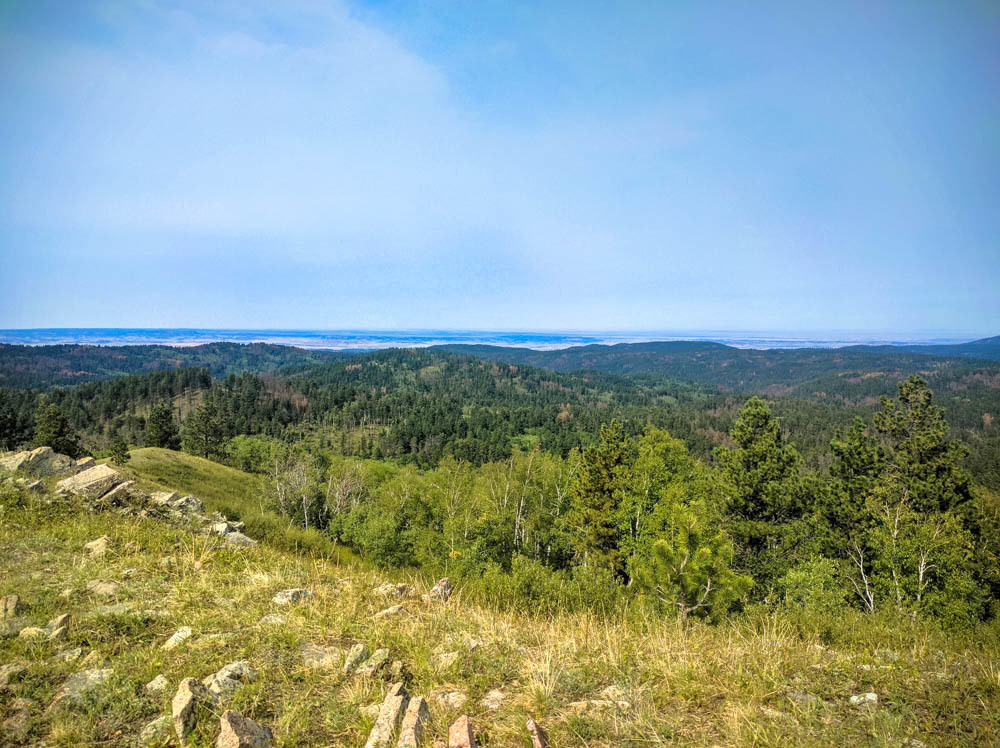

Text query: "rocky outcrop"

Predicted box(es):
[357, 648, 392, 678]
[56, 464, 124, 498]
[0, 446, 77, 477]
[447, 715, 477, 748]
[162, 626, 193, 650]
[51, 668, 113, 707]
[396, 696, 430, 748]
[428, 578, 453, 602]
[272, 588, 313, 605]
[216, 710, 273, 747]
[364, 682, 408, 748]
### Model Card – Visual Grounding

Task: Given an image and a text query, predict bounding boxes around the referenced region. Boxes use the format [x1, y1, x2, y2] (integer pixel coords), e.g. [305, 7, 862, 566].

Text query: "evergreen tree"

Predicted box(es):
[145, 402, 180, 449]
[181, 400, 225, 458]
[715, 396, 809, 595]
[109, 434, 130, 466]
[31, 401, 81, 458]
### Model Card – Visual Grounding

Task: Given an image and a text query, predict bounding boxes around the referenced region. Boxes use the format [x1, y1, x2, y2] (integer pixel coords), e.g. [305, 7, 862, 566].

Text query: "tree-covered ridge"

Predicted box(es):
[0, 341, 348, 388]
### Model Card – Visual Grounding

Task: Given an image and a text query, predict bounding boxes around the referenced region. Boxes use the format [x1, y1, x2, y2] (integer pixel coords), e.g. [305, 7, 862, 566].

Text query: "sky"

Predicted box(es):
[0, 0, 998, 334]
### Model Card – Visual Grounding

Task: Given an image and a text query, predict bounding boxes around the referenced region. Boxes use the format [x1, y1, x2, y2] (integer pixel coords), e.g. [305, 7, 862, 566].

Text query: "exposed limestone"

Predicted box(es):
[51, 668, 113, 706]
[57, 464, 123, 498]
[374, 604, 407, 620]
[850, 692, 878, 706]
[364, 683, 408, 748]
[357, 648, 392, 678]
[75, 456, 96, 470]
[526, 718, 548, 748]
[139, 715, 172, 746]
[0, 446, 76, 476]
[447, 715, 477, 748]
[396, 696, 430, 748]
[272, 588, 313, 605]
[343, 643, 370, 675]
[84, 536, 111, 557]
[430, 690, 467, 710]
[162, 626, 193, 650]
[145, 674, 170, 695]
[481, 689, 505, 712]
[150, 491, 179, 506]
[224, 531, 257, 547]
[300, 643, 341, 668]
[216, 709, 273, 747]
[172, 677, 213, 742]
[1, 594, 21, 619]
[100, 481, 140, 503]
[376, 582, 416, 599]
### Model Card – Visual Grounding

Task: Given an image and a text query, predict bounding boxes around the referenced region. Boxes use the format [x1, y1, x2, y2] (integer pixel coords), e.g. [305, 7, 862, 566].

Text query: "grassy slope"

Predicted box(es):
[2, 466, 999, 745]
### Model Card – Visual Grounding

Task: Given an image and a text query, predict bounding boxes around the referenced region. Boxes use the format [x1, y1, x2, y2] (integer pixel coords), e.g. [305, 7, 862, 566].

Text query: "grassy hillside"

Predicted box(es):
[1, 476, 998, 746]
[0, 342, 349, 389]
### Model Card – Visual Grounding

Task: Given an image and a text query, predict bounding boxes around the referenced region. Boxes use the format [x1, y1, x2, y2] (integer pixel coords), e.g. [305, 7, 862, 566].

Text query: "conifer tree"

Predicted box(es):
[32, 401, 81, 458]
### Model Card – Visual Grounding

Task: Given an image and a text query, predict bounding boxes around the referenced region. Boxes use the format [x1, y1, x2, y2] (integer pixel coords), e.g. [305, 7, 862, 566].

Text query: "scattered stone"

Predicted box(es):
[203, 661, 256, 702]
[163, 626, 193, 650]
[428, 578, 453, 602]
[850, 692, 878, 706]
[388, 660, 408, 682]
[47, 613, 71, 630]
[358, 648, 392, 678]
[396, 695, 430, 748]
[75, 456, 96, 470]
[376, 582, 416, 599]
[435, 651, 461, 669]
[430, 690, 467, 711]
[2, 697, 34, 740]
[151, 491, 179, 506]
[139, 715, 172, 746]
[258, 614, 286, 626]
[301, 643, 341, 668]
[85, 579, 121, 596]
[173, 495, 205, 513]
[18, 626, 46, 639]
[48, 625, 68, 642]
[1, 594, 21, 619]
[55, 647, 84, 662]
[51, 668, 113, 706]
[481, 689, 505, 711]
[145, 674, 170, 695]
[448, 715, 477, 748]
[172, 677, 213, 741]
[216, 709, 273, 747]
[364, 683, 408, 748]
[0, 662, 27, 688]
[343, 643, 371, 675]
[211, 520, 246, 535]
[100, 481, 139, 503]
[224, 531, 257, 547]
[272, 588, 313, 605]
[526, 718, 548, 748]
[56, 464, 123, 498]
[375, 604, 407, 620]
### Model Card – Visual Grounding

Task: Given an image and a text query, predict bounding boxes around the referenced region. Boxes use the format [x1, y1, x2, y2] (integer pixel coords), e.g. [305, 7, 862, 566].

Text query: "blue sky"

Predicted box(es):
[0, 0, 997, 334]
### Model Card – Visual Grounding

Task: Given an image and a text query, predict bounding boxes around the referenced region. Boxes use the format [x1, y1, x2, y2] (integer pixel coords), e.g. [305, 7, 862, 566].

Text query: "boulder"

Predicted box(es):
[1, 446, 76, 477]
[172, 677, 213, 742]
[526, 718, 548, 748]
[224, 532, 257, 547]
[300, 643, 341, 669]
[145, 674, 170, 695]
[139, 715, 172, 746]
[447, 715, 477, 748]
[343, 643, 370, 675]
[428, 578, 453, 602]
[364, 684, 408, 748]
[357, 648, 392, 678]
[100, 481, 140, 503]
[56, 464, 123, 498]
[150, 491, 179, 506]
[51, 668, 113, 706]
[162, 626, 193, 650]
[1, 594, 21, 619]
[272, 588, 313, 605]
[216, 709, 273, 748]
[396, 696, 430, 748]
[84, 536, 111, 557]
[75, 456, 96, 470]
[203, 661, 256, 702]
[172, 495, 205, 513]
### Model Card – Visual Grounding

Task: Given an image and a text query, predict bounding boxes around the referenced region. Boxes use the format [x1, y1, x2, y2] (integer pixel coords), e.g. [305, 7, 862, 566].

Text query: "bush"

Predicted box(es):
[779, 556, 848, 617]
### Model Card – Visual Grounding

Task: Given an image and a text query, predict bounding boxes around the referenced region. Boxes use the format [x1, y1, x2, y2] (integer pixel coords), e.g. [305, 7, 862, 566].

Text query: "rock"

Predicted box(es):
[1, 593, 21, 619]
[481, 689, 505, 711]
[100, 481, 139, 503]
[55, 647, 84, 662]
[301, 643, 341, 668]
[526, 718, 548, 748]
[786, 690, 821, 706]
[172, 677, 213, 741]
[51, 668, 113, 706]
[86, 579, 121, 596]
[0, 662, 27, 688]
[47, 613, 71, 630]
[376, 582, 416, 599]
[388, 660, 408, 682]
[2, 696, 34, 740]
[272, 588, 313, 605]
[374, 604, 407, 620]
[447, 715, 477, 748]
[56, 464, 124, 498]
[224, 532, 257, 547]
[567, 698, 630, 712]
[172, 495, 205, 513]
[18, 626, 47, 639]
[258, 614, 286, 625]
[396, 695, 430, 748]
[145, 674, 170, 695]
[435, 651, 460, 669]
[850, 692, 878, 706]
[358, 648, 392, 678]
[162, 626, 193, 650]
[20, 479, 45, 493]
[151, 491, 179, 506]
[428, 578, 453, 601]
[343, 643, 370, 675]
[84, 536, 112, 557]
[430, 690, 468, 710]
[216, 709, 273, 747]
[48, 625, 68, 642]
[75, 456, 96, 470]
[211, 520, 246, 535]
[203, 661, 256, 702]
[364, 685, 408, 748]
[139, 714, 173, 746]
[1, 446, 76, 476]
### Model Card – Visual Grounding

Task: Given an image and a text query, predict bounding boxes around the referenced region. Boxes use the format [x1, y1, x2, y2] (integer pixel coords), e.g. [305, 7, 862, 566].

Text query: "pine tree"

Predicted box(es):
[32, 401, 81, 458]
[145, 402, 180, 449]
[109, 434, 130, 466]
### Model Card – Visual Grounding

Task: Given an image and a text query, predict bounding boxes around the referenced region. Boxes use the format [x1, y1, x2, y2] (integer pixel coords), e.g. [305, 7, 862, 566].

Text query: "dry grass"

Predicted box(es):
[1, 483, 998, 746]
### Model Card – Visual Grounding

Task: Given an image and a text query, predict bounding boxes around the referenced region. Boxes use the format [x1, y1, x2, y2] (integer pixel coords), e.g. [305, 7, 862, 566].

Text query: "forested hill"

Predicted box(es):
[0, 342, 348, 389]
[434, 340, 1000, 394]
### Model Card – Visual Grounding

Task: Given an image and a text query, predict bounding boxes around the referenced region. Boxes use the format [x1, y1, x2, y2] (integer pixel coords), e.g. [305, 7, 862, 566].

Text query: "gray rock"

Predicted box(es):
[1, 593, 21, 619]
[375, 582, 416, 599]
[54, 647, 84, 662]
[203, 661, 256, 703]
[300, 643, 341, 668]
[0, 662, 27, 688]
[396, 696, 430, 748]
[374, 605, 407, 620]
[172, 495, 205, 513]
[47, 613, 71, 630]
[138, 715, 172, 746]
[428, 577, 453, 601]
[1, 446, 76, 477]
[224, 531, 257, 547]
[172, 677, 212, 741]
[150, 491, 179, 506]
[162, 626, 193, 650]
[358, 648, 392, 678]
[51, 668, 113, 706]
[430, 690, 467, 710]
[364, 685, 408, 748]
[20, 479, 45, 493]
[84, 536, 111, 557]
[849, 692, 878, 706]
[145, 674, 170, 695]
[272, 588, 313, 605]
[56, 464, 123, 498]
[216, 709, 273, 748]
[343, 643, 370, 675]
[100, 481, 139, 503]
[481, 689, 505, 711]
[86, 579, 121, 596]
[75, 456, 96, 470]
[48, 625, 68, 642]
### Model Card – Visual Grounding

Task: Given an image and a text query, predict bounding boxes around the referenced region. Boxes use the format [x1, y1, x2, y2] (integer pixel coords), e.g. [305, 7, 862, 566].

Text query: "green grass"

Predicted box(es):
[1, 476, 999, 746]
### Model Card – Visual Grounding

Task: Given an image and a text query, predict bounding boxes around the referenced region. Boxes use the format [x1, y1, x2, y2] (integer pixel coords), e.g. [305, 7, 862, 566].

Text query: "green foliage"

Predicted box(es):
[31, 400, 81, 457]
[779, 556, 848, 617]
[108, 434, 130, 466]
[145, 401, 180, 449]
